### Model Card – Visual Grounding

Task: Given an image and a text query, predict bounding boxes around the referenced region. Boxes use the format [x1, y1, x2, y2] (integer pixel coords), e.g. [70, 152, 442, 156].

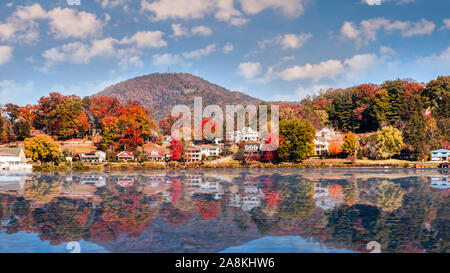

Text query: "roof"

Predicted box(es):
[431, 149, 450, 153]
[117, 151, 134, 157]
[0, 148, 22, 157]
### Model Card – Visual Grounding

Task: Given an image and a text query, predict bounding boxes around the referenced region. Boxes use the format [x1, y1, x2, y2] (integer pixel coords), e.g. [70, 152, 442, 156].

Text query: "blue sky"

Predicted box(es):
[0, 0, 449, 105]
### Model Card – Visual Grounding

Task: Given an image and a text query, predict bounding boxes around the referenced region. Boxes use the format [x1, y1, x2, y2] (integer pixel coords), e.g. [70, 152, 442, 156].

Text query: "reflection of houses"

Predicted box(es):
[314, 127, 341, 156]
[313, 182, 344, 210]
[0, 173, 30, 191]
[79, 175, 106, 187]
[0, 148, 32, 171]
[431, 149, 449, 162]
[242, 196, 261, 211]
[117, 151, 134, 161]
[79, 151, 106, 162]
[185, 147, 201, 162]
[430, 175, 449, 189]
[117, 177, 134, 187]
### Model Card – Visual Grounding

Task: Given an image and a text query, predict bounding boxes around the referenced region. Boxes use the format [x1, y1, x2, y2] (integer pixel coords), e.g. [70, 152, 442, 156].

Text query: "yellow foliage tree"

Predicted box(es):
[24, 135, 60, 163]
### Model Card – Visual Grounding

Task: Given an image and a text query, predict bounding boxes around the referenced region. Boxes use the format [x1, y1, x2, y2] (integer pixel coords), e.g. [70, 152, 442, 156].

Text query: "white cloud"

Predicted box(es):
[141, 0, 214, 21]
[152, 53, 185, 66]
[442, 18, 450, 30]
[191, 26, 213, 36]
[215, 0, 249, 26]
[47, 7, 104, 39]
[43, 38, 117, 66]
[238, 62, 262, 80]
[99, 0, 131, 8]
[171, 23, 189, 37]
[239, 0, 305, 17]
[279, 33, 312, 49]
[142, 0, 305, 25]
[272, 84, 332, 101]
[0, 4, 105, 43]
[364, 0, 415, 5]
[223, 42, 234, 53]
[120, 30, 167, 48]
[280, 60, 344, 82]
[171, 24, 213, 37]
[0, 45, 13, 65]
[183, 44, 217, 59]
[379, 46, 396, 55]
[341, 17, 435, 47]
[255, 33, 311, 55]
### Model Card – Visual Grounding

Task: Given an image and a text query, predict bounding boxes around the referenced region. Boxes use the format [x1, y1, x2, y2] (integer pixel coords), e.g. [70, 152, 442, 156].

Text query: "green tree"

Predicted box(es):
[24, 135, 61, 163]
[342, 132, 359, 157]
[278, 179, 314, 220]
[371, 89, 391, 127]
[278, 118, 315, 162]
[405, 96, 427, 161]
[382, 80, 405, 125]
[376, 126, 405, 159]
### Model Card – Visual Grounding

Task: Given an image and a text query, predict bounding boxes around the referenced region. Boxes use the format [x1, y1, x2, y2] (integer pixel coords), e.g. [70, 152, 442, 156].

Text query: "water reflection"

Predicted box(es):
[0, 169, 448, 253]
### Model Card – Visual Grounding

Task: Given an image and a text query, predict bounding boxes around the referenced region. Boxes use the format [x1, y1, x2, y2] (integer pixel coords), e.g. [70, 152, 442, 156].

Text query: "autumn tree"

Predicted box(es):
[376, 180, 405, 213]
[170, 139, 183, 161]
[376, 126, 404, 159]
[37, 93, 90, 139]
[278, 118, 315, 162]
[342, 132, 359, 157]
[328, 138, 343, 157]
[24, 135, 61, 163]
[119, 126, 143, 150]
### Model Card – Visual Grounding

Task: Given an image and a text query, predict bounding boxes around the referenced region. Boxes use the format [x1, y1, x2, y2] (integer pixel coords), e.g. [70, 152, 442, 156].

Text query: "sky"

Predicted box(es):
[0, 0, 449, 105]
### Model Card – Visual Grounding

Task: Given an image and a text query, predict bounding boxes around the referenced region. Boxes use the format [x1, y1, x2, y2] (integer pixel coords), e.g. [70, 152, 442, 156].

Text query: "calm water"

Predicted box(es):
[0, 168, 448, 253]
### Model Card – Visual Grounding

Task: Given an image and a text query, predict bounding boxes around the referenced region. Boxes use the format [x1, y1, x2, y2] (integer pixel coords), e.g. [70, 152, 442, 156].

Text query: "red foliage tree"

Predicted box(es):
[119, 126, 143, 150]
[170, 139, 183, 161]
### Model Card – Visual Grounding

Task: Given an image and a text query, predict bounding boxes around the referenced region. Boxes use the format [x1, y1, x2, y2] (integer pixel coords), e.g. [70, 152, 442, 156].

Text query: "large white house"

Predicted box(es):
[227, 127, 260, 143]
[314, 127, 341, 156]
[196, 145, 222, 158]
[0, 148, 33, 172]
[431, 149, 449, 162]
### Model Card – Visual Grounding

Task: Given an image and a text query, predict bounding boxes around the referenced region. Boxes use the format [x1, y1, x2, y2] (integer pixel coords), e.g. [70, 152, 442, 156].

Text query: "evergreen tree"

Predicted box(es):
[405, 96, 426, 161]
[371, 89, 391, 128]
[382, 80, 405, 125]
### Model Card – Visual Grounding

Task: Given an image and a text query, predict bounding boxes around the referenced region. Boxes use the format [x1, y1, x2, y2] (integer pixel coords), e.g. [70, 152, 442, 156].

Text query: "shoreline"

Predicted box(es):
[30, 160, 443, 172]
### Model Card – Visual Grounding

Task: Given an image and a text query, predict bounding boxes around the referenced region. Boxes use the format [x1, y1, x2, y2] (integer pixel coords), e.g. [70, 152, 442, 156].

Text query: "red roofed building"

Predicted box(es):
[117, 151, 134, 161]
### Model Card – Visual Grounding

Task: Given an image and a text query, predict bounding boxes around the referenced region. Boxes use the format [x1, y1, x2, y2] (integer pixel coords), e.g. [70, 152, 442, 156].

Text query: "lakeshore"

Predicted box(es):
[31, 158, 443, 172]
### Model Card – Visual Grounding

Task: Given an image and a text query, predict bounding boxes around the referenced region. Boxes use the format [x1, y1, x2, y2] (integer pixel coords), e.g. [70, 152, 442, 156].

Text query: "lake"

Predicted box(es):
[0, 168, 448, 253]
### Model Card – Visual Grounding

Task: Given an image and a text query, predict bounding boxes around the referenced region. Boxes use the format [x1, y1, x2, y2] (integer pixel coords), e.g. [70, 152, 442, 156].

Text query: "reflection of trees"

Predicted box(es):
[195, 197, 221, 220]
[277, 179, 314, 220]
[374, 213, 404, 252]
[376, 180, 404, 213]
[24, 179, 60, 203]
[33, 199, 90, 245]
[343, 182, 360, 206]
[98, 186, 157, 236]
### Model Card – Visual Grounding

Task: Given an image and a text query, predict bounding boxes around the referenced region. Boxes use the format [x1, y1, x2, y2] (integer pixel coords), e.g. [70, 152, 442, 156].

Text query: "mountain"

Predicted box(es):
[93, 73, 262, 120]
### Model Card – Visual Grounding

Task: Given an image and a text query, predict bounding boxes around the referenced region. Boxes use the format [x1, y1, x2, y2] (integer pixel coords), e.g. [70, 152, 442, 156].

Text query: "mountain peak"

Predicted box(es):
[93, 72, 262, 120]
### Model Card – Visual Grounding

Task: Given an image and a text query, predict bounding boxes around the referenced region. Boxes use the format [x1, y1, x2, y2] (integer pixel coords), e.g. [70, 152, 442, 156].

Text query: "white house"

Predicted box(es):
[0, 148, 32, 172]
[314, 127, 341, 156]
[431, 149, 449, 162]
[79, 151, 106, 162]
[196, 145, 222, 158]
[227, 127, 260, 143]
